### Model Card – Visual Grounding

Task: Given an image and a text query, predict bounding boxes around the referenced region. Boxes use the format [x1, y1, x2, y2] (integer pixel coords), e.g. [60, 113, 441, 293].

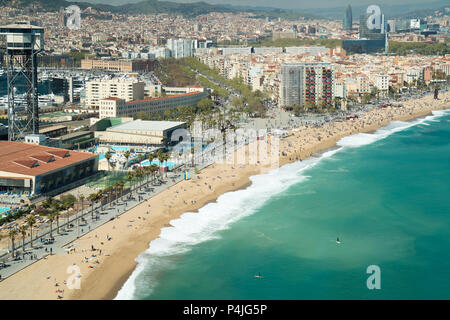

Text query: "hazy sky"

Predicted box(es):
[80, 0, 442, 10]
[174, 0, 435, 9]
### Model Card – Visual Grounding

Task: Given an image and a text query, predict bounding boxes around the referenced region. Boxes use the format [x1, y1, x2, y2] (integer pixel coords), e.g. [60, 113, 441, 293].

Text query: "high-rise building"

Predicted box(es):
[280, 63, 334, 108]
[343, 5, 353, 31]
[167, 39, 193, 58]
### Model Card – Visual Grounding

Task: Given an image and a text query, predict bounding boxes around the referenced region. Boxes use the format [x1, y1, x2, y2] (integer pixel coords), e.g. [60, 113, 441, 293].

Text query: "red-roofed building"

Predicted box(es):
[0, 141, 98, 194]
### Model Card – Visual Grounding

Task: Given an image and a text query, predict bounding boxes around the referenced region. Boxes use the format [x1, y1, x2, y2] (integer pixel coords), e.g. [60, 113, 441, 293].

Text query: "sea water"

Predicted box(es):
[116, 110, 450, 300]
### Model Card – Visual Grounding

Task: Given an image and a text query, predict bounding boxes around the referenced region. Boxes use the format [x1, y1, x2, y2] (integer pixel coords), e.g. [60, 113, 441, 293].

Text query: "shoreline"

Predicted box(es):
[0, 91, 448, 300]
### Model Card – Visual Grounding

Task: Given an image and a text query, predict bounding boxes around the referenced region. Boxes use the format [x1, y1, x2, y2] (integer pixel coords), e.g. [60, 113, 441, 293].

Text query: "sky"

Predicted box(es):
[79, 0, 442, 10]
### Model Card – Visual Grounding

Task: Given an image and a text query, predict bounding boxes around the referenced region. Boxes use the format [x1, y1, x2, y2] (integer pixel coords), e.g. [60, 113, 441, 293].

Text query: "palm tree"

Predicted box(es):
[88, 193, 97, 219]
[9, 229, 18, 258]
[127, 171, 135, 195]
[26, 215, 36, 248]
[135, 168, 144, 190]
[124, 150, 131, 168]
[48, 212, 56, 238]
[79, 194, 85, 216]
[19, 225, 28, 251]
[54, 211, 61, 234]
[105, 151, 112, 171]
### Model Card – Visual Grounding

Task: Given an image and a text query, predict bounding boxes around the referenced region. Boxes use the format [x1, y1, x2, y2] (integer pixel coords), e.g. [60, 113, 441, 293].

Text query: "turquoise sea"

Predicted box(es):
[116, 110, 450, 300]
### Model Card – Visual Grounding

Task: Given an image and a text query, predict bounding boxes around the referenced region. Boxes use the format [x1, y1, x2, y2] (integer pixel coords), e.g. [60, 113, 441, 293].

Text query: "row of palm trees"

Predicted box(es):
[5, 151, 173, 258]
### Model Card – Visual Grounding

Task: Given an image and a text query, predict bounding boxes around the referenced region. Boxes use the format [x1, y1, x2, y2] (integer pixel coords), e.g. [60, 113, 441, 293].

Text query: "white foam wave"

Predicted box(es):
[114, 154, 333, 299]
[115, 107, 450, 300]
[337, 110, 450, 148]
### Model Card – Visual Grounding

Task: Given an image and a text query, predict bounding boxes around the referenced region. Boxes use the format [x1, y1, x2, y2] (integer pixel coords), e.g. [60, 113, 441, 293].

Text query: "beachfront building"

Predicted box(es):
[374, 75, 390, 91]
[99, 91, 207, 119]
[85, 77, 145, 110]
[280, 63, 334, 108]
[0, 141, 98, 194]
[94, 119, 186, 146]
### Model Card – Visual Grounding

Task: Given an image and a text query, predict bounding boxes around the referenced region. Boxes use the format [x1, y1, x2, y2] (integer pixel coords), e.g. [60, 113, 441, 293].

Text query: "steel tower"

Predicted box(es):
[0, 22, 44, 141]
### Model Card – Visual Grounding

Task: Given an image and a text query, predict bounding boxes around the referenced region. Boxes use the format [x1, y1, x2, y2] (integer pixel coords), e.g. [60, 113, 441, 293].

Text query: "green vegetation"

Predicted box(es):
[389, 41, 449, 56]
[154, 58, 200, 87]
[198, 76, 228, 98]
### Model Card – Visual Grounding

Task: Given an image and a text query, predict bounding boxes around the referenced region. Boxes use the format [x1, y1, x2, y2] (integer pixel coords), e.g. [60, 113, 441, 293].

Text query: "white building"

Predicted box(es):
[374, 75, 390, 91]
[85, 77, 145, 110]
[167, 39, 193, 58]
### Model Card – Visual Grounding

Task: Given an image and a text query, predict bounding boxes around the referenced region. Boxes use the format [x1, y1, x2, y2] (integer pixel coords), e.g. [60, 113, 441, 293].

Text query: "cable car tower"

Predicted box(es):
[0, 22, 44, 141]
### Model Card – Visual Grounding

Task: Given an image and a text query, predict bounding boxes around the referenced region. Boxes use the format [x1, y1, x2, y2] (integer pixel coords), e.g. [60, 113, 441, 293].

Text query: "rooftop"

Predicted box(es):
[0, 141, 97, 177]
[107, 119, 185, 132]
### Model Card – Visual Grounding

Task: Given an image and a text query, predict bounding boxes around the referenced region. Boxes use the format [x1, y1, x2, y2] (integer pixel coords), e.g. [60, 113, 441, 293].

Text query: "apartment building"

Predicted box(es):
[280, 63, 334, 108]
[85, 78, 145, 110]
[374, 75, 390, 91]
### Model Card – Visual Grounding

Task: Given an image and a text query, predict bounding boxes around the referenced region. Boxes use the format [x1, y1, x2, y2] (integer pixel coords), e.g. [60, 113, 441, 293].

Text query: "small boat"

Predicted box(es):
[336, 237, 341, 244]
[254, 272, 264, 279]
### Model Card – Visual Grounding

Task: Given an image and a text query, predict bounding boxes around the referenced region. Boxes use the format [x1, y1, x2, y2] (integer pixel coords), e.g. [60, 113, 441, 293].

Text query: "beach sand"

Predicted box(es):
[0, 91, 448, 300]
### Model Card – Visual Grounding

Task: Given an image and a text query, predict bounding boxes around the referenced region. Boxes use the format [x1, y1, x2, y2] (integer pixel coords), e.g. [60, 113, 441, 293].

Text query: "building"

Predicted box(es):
[167, 39, 193, 58]
[374, 75, 390, 91]
[85, 77, 145, 110]
[343, 4, 353, 31]
[285, 46, 328, 55]
[357, 76, 370, 94]
[342, 39, 386, 54]
[163, 86, 205, 95]
[81, 58, 156, 72]
[272, 30, 297, 40]
[99, 91, 207, 119]
[0, 141, 98, 194]
[280, 63, 334, 108]
[95, 119, 186, 146]
[39, 125, 68, 138]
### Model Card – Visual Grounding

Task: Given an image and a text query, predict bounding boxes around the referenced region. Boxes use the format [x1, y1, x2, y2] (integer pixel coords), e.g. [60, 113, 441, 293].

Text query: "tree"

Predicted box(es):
[9, 229, 18, 258]
[88, 193, 97, 219]
[127, 172, 135, 195]
[105, 151, 113, 171]
[48, 212, 56, 238]
[26, 215, 36, 248]
[124, 151, 131, 168]
[197, 98, 214, 112]
[19, 225, 28, 252]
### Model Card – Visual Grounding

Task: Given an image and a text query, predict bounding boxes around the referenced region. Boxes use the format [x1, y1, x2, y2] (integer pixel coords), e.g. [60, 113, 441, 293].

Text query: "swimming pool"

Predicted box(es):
[140, 160, 176, 169]
[0, 206, 10, 215]
[111, 146, 131, 152]
[99, 154, 105, 160]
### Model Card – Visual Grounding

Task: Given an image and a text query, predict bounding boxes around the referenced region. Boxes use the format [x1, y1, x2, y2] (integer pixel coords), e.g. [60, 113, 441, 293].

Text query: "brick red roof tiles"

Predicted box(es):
[0, 141, 97, 177]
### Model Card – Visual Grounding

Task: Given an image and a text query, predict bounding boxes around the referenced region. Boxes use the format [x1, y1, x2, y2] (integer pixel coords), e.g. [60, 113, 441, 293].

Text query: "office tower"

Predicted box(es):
[343, 5, 353, 31]
[280, 63, 334, 108]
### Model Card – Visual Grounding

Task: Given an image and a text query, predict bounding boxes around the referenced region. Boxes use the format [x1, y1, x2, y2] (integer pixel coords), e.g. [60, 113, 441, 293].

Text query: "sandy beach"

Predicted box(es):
[0, 91, 448, 300]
